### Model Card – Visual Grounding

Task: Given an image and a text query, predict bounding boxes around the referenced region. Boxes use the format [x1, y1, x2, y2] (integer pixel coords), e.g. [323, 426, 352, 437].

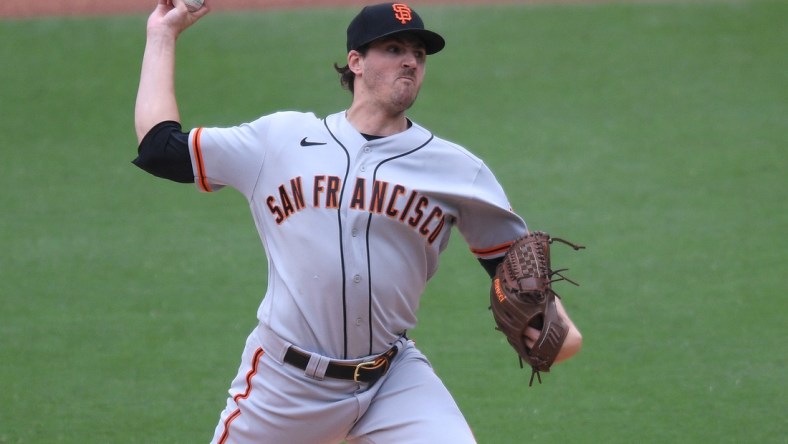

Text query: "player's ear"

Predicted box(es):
[348, 50, 363, 75]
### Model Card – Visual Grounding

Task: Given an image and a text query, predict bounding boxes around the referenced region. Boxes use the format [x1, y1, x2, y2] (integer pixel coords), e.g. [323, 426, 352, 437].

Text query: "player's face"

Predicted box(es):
[356, 36, 427, 113]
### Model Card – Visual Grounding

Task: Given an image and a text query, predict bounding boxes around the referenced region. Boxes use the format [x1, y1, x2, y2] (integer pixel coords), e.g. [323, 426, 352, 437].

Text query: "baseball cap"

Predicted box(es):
[346, 3, 445, 55]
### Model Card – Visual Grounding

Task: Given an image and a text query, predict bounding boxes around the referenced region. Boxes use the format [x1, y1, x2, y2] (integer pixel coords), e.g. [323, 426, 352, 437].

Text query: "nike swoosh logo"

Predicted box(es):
[300, 137, 327, 147]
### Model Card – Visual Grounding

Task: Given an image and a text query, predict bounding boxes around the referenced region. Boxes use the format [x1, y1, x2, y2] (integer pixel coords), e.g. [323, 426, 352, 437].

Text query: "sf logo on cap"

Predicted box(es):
[392, 4, 413, 25]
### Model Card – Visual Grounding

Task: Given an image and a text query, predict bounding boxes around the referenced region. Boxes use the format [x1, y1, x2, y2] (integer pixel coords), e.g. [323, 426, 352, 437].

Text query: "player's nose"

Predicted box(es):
[401, 51, 422, 68]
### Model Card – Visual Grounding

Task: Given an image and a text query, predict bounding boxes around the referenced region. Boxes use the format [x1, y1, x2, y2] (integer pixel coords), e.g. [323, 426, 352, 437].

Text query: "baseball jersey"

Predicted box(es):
[189, 111, 527, 359]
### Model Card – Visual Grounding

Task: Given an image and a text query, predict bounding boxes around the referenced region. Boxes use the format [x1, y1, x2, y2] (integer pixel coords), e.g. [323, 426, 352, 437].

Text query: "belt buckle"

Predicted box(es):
[353, 357, 385, 382]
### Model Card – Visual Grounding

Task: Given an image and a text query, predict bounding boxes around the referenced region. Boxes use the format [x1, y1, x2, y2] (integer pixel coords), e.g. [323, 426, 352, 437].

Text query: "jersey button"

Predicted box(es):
[351, 228, 359, 237]
[363, 147, 371, 153]
[353, 274, 362, 283]
[360, 165, 366, 172]
[355, 317, 363, 326]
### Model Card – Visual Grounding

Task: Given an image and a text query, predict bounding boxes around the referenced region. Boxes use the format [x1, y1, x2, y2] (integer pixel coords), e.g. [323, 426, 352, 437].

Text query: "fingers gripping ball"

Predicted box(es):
[180, 0, 204, 12]
[489, 231, 585, 385]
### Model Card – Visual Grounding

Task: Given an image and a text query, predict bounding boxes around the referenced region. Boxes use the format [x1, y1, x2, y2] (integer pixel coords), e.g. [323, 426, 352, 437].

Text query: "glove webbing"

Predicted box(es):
[523, 235, 584, 386]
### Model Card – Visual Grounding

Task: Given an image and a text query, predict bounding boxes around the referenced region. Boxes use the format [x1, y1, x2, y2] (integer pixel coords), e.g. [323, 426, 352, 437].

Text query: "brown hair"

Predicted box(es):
[334, 45, 368, 94]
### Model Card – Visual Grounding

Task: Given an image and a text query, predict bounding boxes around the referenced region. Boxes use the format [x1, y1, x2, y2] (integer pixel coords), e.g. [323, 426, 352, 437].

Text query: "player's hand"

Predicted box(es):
[524, 320, 582, 362]
[147, 0, 211, 38]
[524, 326, 540, 349]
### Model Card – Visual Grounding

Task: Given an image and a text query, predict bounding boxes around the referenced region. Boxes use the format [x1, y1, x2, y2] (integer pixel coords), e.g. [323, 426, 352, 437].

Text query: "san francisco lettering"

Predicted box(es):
[266, 175, 446, 244]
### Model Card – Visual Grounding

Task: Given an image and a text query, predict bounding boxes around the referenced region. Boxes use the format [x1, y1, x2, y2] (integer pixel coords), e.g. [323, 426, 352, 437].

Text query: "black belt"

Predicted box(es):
[283, 345, 399, 384]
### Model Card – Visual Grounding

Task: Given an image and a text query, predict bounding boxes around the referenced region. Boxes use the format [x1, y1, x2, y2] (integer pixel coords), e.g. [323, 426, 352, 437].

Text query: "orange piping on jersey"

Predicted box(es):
[191, 127, 212, 192]
[218, 347, 265, 444]
[471, 241, 514, 258]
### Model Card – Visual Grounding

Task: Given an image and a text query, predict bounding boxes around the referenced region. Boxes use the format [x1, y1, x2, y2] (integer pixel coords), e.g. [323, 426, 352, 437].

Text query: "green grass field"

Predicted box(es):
[1, 1, 785, 442]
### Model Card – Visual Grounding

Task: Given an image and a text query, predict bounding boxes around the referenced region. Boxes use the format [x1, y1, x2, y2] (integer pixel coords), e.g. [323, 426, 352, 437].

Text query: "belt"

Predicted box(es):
[283, 345, 399, 384]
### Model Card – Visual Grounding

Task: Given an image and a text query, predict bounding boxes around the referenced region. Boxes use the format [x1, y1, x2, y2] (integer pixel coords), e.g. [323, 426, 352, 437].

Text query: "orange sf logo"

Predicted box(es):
[392, 4, 412, 25]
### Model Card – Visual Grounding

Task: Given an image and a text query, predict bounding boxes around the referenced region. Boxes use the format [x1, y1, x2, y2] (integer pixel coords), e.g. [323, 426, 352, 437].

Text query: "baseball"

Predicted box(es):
[181, 0, 204, 12]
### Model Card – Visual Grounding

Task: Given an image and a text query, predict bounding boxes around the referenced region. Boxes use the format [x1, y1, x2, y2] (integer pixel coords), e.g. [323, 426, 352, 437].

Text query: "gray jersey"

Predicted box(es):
[189, 111, 526, 359]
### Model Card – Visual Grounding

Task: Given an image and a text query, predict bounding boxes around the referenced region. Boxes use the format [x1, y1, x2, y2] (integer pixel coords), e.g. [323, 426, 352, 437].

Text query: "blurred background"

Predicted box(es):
[1, 0, 785, 442]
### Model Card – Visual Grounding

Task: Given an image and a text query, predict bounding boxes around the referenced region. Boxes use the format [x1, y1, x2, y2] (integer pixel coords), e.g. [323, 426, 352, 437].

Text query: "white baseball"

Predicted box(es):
[182, 0, 204, 12]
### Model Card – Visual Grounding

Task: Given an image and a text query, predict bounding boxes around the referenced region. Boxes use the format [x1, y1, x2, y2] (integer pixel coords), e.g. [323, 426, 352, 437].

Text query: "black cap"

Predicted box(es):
[346, 3, 445, 55]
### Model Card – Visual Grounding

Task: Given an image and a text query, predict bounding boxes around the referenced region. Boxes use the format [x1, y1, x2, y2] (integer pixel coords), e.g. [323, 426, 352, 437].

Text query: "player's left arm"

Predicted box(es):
[464, 162, 582, 364]
[552, 297, 582, 363]
[478, 256, 503, 278]
[486, 255, 583, 364]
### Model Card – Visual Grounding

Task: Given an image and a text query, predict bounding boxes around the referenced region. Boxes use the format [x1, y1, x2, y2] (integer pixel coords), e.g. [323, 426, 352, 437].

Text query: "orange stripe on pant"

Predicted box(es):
[218, 347, 265, 444]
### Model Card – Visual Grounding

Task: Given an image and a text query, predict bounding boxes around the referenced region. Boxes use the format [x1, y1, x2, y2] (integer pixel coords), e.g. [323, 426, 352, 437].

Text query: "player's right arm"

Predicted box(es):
[133, 1, 211, 182]
[134, 0, 210, 143]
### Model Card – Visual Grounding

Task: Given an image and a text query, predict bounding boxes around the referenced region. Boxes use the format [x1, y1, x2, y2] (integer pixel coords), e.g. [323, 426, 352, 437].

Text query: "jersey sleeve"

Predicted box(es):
[457, 162, 528, 259]
[188, 117, 270, 199]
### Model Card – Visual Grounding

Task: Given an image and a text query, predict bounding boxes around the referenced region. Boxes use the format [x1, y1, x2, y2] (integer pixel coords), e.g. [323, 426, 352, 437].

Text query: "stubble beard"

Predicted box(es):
[390, 83, 419, 113]
[364, 69, 421, 115]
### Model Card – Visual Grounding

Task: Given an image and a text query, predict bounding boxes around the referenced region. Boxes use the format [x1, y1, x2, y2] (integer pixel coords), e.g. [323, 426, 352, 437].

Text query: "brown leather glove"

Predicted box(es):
[490, 231, 584, 385]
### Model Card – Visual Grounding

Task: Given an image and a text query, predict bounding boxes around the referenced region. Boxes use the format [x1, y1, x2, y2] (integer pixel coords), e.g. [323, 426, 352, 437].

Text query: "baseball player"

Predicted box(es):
[133, 1, 582, 443]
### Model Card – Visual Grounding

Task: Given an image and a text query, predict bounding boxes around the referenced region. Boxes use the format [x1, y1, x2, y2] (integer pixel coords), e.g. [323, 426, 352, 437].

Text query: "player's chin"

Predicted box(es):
[391, 90, 419, 111]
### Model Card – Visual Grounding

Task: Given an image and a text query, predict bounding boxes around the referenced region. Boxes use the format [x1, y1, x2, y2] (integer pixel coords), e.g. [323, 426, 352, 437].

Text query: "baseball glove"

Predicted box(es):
[490, 231, 584, 385]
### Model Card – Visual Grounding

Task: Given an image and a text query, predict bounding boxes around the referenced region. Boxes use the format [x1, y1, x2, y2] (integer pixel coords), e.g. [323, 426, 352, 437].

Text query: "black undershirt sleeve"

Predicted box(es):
[478, 256, 505, 279]
[132, 120, 194, 183]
